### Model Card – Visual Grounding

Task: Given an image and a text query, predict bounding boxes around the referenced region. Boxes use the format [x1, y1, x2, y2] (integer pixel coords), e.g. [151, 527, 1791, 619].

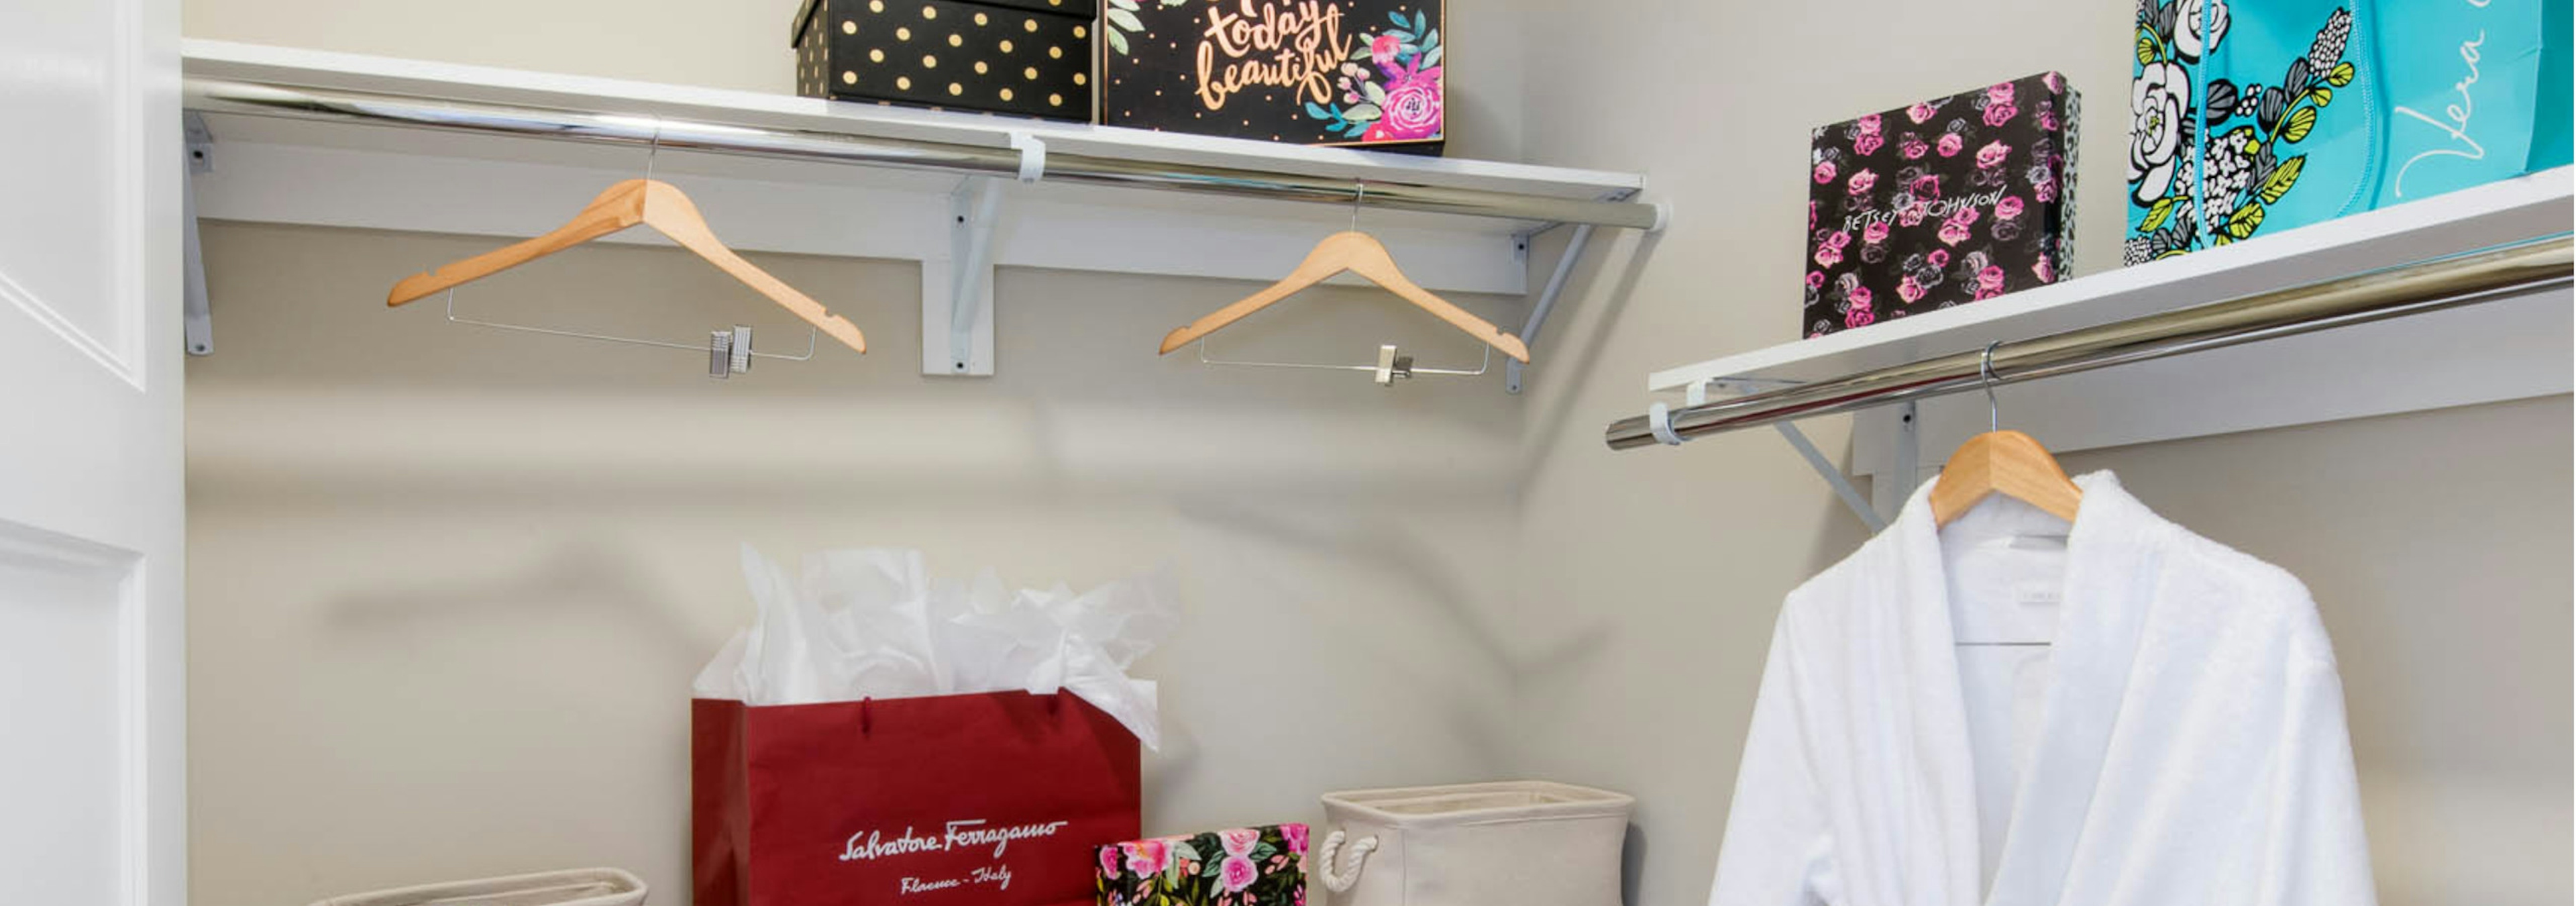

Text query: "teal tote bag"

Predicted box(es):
[2127, 0, 2570, 264]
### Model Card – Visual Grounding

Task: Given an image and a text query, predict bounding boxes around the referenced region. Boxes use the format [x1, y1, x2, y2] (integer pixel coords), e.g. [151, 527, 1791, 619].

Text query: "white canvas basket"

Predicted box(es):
[1316, 781, 1633, 906]
[307, 868, 647, 906]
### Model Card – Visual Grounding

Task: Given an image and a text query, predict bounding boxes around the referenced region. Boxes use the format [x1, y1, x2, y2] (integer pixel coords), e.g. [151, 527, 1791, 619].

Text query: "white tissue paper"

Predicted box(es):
[692, 545, 1181, 750]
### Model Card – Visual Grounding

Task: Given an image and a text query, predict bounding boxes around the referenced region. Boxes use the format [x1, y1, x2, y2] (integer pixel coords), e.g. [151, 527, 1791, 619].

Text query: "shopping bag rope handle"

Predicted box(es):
[1319, 829, 1379, 893]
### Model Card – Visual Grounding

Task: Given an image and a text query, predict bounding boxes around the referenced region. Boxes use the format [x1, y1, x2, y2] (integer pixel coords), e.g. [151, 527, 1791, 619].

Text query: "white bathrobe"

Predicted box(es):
[1708, 472, 2375, 906]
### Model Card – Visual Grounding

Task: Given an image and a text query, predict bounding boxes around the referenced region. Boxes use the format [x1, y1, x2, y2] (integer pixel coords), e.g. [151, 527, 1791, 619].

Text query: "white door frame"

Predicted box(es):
[0, 0, 187, 901]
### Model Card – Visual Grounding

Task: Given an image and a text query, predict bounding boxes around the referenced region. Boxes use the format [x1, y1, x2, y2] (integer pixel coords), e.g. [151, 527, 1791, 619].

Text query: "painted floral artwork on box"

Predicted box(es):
[1102, 1, 1444, 150]
[1095, 823, 1307, 906]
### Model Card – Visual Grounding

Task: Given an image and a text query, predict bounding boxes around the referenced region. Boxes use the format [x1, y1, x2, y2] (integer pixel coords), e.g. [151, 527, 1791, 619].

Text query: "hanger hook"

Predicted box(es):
[1980, 340, 2002, 433]
[1351, 180, 1366, 232]
[644, 118, 665, 183]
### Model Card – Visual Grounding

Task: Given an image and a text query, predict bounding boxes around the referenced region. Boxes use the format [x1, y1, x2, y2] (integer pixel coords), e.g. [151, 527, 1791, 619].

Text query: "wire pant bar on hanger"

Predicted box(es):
[1606, 234, 2575, 450]
[184, 79, 1663, 230]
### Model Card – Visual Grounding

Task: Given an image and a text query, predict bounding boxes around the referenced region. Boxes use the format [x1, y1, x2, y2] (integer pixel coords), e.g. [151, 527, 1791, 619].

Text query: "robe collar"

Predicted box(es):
[1886, 471, 2175, 906]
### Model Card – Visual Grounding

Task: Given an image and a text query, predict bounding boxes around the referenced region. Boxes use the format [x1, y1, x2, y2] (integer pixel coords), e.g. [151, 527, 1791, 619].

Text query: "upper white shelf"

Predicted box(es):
[180, 40, 1657, 379]
[182, 40, 1644, 206]
[1651, 168, 2573, 393]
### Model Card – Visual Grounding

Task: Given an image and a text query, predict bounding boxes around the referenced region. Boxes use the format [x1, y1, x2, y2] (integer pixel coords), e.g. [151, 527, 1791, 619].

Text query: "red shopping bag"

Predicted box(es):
[693, 691, 1141, 906]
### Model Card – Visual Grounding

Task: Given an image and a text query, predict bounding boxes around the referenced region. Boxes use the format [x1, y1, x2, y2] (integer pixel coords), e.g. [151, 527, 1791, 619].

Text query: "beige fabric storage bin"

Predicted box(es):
[308, 868, 647, 906]
[1316, 781, 1633, 906]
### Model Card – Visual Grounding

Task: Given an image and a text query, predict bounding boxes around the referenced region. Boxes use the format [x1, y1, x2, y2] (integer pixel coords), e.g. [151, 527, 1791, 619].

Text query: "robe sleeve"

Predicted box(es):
[1707, 613, 1833, 906]
[2260, 622, 2379, 905]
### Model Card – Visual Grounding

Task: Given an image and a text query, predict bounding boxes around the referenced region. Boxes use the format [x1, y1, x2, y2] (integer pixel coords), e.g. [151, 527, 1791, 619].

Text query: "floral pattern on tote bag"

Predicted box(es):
[2128, 0, 2359, 262]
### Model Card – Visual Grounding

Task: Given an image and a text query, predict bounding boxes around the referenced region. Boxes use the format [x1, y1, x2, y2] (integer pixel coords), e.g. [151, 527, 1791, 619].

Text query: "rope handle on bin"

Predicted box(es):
[1318, 829, 1379, 893]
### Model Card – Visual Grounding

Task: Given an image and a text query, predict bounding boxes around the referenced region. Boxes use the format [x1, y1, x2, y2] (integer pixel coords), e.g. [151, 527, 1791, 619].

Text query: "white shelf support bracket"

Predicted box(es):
[1872, 401, 1921, 524]
[922, 134, 1042, 376]
[1686, 377, 1888, 532]
[1505, 222, 1596, 395]
[1776, 419, 1887, 533]
[182, 111, 215, 357]
[926, 177, 1004, 375]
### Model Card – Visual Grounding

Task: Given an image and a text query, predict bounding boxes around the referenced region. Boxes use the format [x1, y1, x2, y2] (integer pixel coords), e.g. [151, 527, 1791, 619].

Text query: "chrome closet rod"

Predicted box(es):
[183, 79, 1661, 230]
[1605, 234, 2575, 450]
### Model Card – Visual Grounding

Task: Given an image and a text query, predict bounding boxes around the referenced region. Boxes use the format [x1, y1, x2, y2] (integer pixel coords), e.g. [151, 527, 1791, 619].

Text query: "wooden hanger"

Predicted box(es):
[1158, 230, 1532, 362]
[386, 179, 867, 354]
[1929, 430, 2084, 526]
[1930, 344, 2081, 526]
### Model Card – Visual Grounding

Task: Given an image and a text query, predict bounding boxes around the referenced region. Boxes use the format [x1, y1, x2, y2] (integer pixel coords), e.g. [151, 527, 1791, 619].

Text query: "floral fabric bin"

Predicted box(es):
[1096, 824, 1307, 906]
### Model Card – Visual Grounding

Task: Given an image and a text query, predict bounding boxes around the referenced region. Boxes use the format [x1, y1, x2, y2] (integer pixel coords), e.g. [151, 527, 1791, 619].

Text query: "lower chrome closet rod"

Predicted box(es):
[182, 79, 1662, 230]
[1605, 234, 2575, 450]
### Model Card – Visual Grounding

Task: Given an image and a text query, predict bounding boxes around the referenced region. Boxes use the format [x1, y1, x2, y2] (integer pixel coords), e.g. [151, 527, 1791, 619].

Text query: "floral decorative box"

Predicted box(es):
[1100, 1, 1444, 150]
[1804, 72, 2079, 339]
[794, 0, 1097, 121]
[1096, 823, 1306, 906]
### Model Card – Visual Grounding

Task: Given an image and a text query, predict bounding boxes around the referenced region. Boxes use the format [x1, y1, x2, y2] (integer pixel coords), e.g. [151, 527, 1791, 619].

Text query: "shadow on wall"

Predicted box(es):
[1175, 494, 1613, 691]
[1519, 228, 1667, 485]
[325, 543, 708, 666]
[1622, 821, 1651, 906]
[186, 223, 1533, 506]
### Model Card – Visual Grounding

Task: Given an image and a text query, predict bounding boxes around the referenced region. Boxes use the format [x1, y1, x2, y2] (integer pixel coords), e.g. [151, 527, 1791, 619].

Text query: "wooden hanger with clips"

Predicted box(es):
[386, 179, 867, 354]
[1931, 342, 2083, 526]
[1157, 183, 1532, 363]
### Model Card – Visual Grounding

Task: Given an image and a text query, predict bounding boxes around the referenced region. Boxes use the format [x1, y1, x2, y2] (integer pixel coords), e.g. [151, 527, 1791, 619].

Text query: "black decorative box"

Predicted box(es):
[1100, 0, 1444, 150]
[1803, 72, 2079, 339]
[794, 0, 1098, 121]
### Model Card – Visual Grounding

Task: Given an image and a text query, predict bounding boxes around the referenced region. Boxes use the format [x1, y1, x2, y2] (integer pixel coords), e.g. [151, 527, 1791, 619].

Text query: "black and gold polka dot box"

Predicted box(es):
[792, 0, 1097, 121]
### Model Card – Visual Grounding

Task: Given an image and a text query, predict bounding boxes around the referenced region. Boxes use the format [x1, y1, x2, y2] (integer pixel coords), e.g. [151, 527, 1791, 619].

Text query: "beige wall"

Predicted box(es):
[182, 7, 1527, 901]
[182, 0, 812, 95]
[1502, 1, 2572, 905]
[181, 3, 2571, 906]
[185, 222, 1535, 903]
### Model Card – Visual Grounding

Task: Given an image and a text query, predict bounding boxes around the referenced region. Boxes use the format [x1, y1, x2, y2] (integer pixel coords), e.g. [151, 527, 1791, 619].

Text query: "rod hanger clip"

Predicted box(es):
[1008, 131, 1047, 183]
[1646, 401, 1684, 446]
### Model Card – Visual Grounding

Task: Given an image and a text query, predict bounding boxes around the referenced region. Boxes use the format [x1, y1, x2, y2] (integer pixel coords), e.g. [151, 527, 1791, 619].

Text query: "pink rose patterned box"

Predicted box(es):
[1804, 72, 2080, 338]
[1096, 823, 1306, 906]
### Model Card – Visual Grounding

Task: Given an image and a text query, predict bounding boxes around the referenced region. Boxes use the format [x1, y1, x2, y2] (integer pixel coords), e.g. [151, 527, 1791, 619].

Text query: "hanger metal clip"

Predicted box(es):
[709, 326, 757, 379]
[445, 289, 815, 379]
[1375, 344, 1413, 386]
[1197, 338, 1489, 387]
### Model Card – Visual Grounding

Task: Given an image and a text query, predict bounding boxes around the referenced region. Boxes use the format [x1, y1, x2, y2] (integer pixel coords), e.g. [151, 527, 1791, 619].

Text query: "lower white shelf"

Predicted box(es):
[1644, 168, 2574, 474]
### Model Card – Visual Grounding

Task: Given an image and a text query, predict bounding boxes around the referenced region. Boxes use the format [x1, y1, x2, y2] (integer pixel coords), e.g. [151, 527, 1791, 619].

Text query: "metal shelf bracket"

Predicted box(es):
[927, 177, 1002, 376]
[1505, 192, 1656, 395]
[922, 134, 1043, 376]
[183, 112, 215, 357]
[1670, 378, 1905, 532]
[1505, 222, 1597, 395]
